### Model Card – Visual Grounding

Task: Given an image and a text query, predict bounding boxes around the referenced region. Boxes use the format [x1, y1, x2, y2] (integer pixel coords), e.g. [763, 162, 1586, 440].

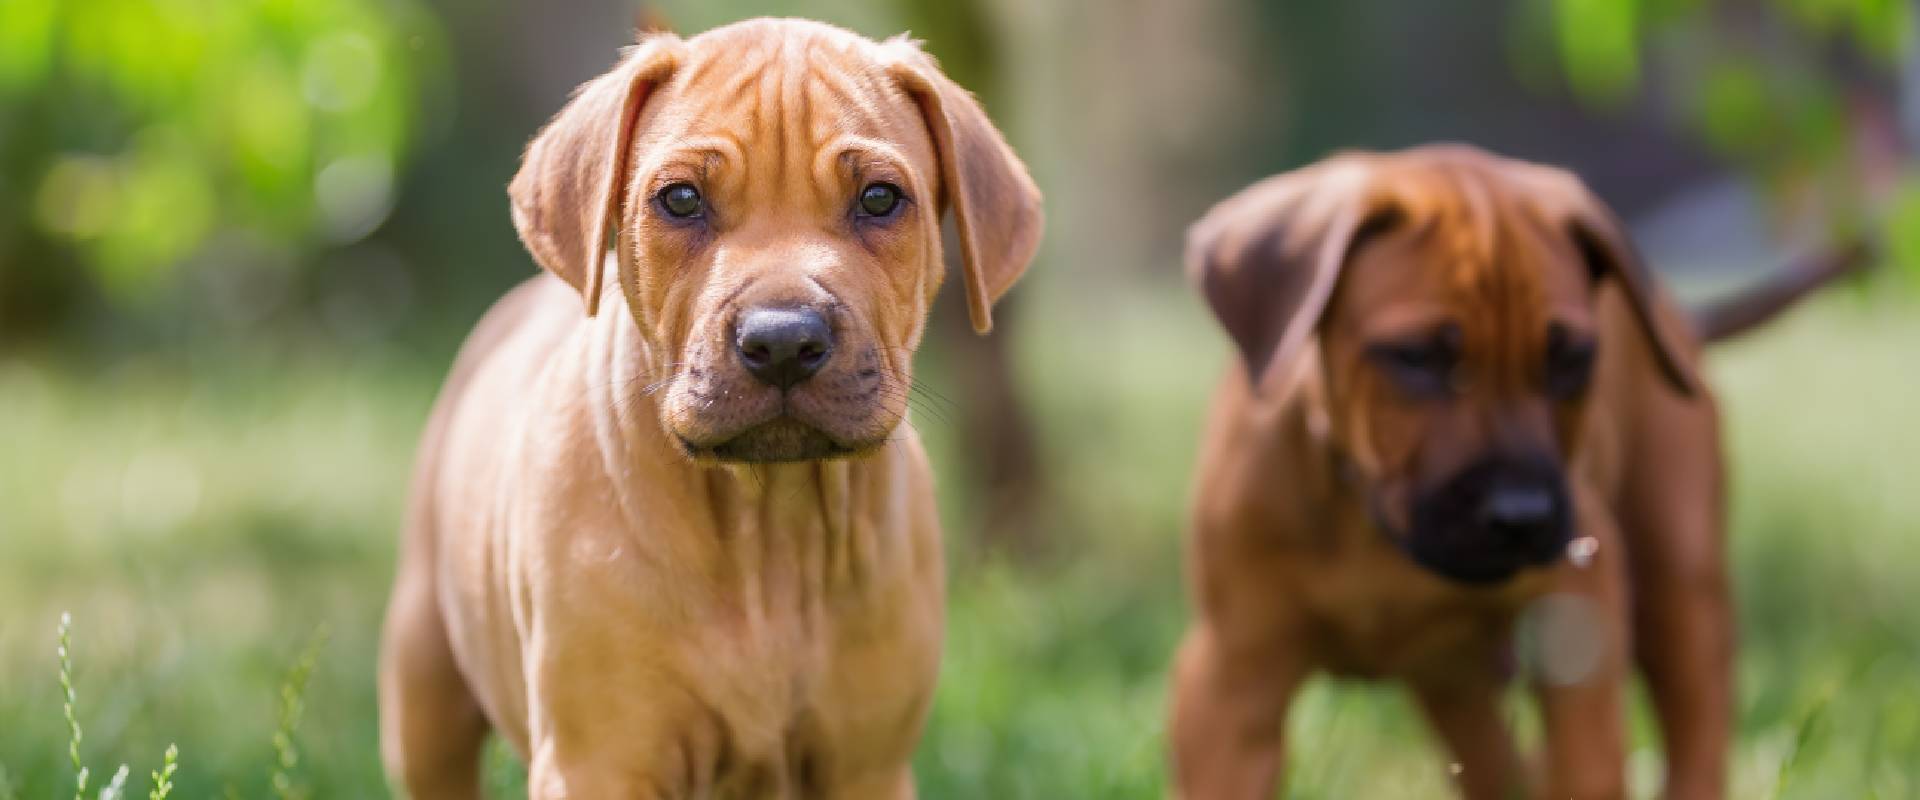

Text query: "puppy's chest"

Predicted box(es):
[675, 584, 939, 795]
[1291, 545, 1526, 680]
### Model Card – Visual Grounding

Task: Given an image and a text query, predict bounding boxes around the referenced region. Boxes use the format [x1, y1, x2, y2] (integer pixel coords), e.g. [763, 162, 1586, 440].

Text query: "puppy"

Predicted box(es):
[377, 19, 1041, 799]
[1169, 144, 1845, 799]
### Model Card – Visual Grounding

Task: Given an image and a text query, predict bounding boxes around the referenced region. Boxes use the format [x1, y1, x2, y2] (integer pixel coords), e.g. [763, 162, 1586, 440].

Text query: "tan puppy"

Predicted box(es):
[1170, 145, 1743, 799]
[377, 19, 1041, 799]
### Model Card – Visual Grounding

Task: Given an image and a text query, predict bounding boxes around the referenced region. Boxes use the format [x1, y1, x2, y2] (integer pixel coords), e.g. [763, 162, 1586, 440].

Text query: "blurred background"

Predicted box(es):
[2, 0, 1917, 796]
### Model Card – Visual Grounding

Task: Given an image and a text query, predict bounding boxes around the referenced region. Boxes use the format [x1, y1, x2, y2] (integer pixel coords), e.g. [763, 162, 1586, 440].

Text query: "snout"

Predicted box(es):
[662, 295, 903, 464]
[1479, 478, 1563, 551]
[1405, 458, 1573, 585]
[734, 306, 834, 389]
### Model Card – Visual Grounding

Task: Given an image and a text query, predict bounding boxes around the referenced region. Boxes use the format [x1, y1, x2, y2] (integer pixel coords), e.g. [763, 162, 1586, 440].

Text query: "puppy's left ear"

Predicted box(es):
[887, 42, 1044, 334]
[510, 34, 682, 317]
[1528, 170, 1700, 396]
[1184, 155, 1387, 390]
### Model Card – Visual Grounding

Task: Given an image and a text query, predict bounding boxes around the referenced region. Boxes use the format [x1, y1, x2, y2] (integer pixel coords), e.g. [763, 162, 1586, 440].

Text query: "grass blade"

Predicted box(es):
[270, 625, 330, 800]
[58, 612, 88, 800]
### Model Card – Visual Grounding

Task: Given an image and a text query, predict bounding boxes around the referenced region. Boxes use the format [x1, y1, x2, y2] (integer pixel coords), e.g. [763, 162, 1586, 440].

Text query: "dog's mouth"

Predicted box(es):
[1361, 473, 1571, 587]
[679, 416, 868, 463]
[1400, 540, 1554, 586]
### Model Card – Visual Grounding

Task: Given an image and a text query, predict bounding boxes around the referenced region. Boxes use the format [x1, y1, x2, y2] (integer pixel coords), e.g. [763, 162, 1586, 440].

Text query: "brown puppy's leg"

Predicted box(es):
[1535, 667, 1628, 800]
[1532, 503, 1632, 800]
[827, 769, 916, 800]
[378, 568, 489, 800]
[1625, 527, 1732, 800]
[1169, 625, 1306, 800]
[1410, 677, 1525, 800]
[1618, 389, 1731, 800]
[526, 742, 682, 800]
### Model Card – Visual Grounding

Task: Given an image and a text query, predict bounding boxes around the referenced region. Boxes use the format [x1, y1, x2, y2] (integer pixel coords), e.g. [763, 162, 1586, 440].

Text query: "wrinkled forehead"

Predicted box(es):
[637, 26, 936, 184]
[1338, 170, 1596, 336]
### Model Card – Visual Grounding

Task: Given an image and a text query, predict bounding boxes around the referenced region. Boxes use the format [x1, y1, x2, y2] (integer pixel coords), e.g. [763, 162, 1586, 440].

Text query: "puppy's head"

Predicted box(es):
[509, 19, 1042, 462]
[1188, 145, 1698, 584]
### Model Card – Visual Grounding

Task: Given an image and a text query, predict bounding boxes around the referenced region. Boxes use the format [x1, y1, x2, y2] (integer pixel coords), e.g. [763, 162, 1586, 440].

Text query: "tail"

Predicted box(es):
[1689, 238, 1874, 344]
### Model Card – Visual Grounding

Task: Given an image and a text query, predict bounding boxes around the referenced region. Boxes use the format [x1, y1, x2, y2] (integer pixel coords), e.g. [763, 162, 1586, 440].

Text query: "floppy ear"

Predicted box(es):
[509, 34, 681, 317]
[1524, 170, 1699, 396]
[1185, 156, 1386, 389]
[887, 43, 1044, 334]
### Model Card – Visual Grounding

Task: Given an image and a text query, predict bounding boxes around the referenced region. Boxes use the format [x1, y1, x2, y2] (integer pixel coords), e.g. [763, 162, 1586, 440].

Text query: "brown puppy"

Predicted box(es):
[1170, 145, 1734, 799]
[377, 19, 1040, 799]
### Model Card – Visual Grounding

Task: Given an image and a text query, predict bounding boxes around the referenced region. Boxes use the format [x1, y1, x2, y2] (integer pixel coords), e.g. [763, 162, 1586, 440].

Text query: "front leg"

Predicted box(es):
[524, 692, 723, 800]
[1617, 393, 1732, 800]
[523, 623, 721, 800]
[527, 747, 662, 800]
[1532, 643, 1628, 800]
[1529, 493, 1631, 800]
[1168, 623, 1308, 800]
[1409, 676, 1525, 800]
[823, 769, 915, 800]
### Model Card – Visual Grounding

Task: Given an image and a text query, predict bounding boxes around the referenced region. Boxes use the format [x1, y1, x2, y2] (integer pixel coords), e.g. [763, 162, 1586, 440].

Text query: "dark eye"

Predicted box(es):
[857, 182, 904, 218]
[1545, 327, 1598, 399]
[656, 183, 703, 219]
[1368, 334, 1460, 398]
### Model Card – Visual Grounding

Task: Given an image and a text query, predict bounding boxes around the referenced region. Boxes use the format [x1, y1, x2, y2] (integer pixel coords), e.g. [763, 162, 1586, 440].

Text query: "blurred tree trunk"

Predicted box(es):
[0, 93, 82, 342]
[894, 0, 1047, 558]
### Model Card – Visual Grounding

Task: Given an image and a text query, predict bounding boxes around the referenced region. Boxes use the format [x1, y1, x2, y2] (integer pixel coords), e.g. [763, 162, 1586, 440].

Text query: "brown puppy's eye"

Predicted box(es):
[857, 183, 904, 218]
[657, 183, 703, 219]
[1545, 327, 1598, 400]
[1369, 335, 1459, 399]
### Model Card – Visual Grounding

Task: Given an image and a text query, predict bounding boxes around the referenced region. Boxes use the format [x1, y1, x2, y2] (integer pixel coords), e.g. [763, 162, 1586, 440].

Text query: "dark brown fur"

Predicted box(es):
[1172, 145, 1731, 799]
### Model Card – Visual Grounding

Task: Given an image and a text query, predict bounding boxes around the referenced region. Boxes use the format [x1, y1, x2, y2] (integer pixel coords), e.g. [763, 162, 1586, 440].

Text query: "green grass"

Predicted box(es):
[1, 286, 1917, 798]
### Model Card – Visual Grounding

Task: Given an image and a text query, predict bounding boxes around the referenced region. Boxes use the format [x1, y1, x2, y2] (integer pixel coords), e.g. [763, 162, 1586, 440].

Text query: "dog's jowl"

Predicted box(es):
[377, 19, 1040, 800]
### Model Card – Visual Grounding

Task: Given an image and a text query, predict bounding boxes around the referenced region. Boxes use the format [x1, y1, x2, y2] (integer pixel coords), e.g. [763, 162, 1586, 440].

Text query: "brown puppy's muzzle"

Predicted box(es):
[1402, 455, 1573, 585]
[699, 302, 852, 463]
[668, 289, 905, 464]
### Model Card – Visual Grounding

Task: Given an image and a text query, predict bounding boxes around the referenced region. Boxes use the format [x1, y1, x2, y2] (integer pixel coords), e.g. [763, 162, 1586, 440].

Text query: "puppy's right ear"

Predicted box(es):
[510, 34, 682, 317]
[884, 40, 1045, 335]
[1185, 156, 1384, 389]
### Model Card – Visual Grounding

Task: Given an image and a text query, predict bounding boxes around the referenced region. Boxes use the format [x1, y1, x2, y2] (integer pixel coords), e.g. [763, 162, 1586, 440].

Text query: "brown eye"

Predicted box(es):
[657, 183, 703, 218]
[1373, 342, 1455, 397]
[857, 182, 903, 217]
[1369, 326, 1462, 399]
[1545, 327, 1597, 400]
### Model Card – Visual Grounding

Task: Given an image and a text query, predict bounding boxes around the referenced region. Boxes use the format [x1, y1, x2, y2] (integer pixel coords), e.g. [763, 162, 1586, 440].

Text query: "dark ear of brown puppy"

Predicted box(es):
[1546, 180, 1701, 397]
[509, 34, 682, 317]
[887, 41, 1044, 334]
[1184, 156, 1385, 388]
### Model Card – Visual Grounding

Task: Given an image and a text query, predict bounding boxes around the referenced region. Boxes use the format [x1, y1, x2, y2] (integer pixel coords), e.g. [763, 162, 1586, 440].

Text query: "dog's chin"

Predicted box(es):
[1368, 500, 1559, 586]
[1398, 530, 1567, 587]
[681, 417, 872, 464]
[1405, 546, 1531, 586]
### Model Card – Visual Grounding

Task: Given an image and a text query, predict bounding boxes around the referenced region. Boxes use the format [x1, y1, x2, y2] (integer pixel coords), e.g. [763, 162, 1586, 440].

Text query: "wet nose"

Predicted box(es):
[1479, 480, 1563, 547]
[734, 306, 833, 389]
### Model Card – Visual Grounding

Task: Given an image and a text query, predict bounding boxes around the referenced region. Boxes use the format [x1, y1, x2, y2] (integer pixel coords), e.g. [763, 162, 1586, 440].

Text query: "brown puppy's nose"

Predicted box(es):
[1479, 480, 1561, 546]
[734, 306, 833, 389]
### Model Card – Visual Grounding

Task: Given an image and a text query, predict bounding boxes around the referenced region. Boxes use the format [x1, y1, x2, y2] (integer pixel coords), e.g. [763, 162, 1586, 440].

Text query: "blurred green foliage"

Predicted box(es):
[1544, 0, 1911, 107]
[1536, 0, 1915, 252]
[0, 0, 447, 325]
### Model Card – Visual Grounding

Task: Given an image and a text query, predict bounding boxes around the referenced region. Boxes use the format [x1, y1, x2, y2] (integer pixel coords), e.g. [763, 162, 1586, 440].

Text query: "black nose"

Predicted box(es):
[1478, 480, 1563, 547]
[734, 306, 833, 389]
